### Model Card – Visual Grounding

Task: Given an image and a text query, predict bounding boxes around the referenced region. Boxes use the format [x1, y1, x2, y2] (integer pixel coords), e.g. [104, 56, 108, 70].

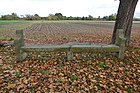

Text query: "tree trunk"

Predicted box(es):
[111, 0, 138, 46]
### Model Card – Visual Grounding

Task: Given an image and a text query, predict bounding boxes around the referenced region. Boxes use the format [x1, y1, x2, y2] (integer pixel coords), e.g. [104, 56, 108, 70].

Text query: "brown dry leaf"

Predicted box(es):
[100, 87, 107, 93]
[123, 91, 128, 93]
[83, 68, 87, 71]
[93, 86, 98, 91]
[44, 63, 49, 68]
[125, 81, 132, 85]
[117, 88, 123, 93]
[102, 80, 108, 85]
[64, 86, 69, 91]
[91, 79, 97, 83]
[80, 69, 84, 73]
[138, 78, 140, 82]
[31, 82, 38, 86]
[109, 79, 114, 82]
[23, 79, 28, 84]
[101, 90, 107, 93]
[88, 74, 93, 78]
[0, 59, 2, 64]
[48, 77, 54, 83]
[7, 83, 16, 89]
[118, 67, 123, 71]
[17, 84, 25, 91]
[36, 91, 41, 93]
[59, 73, 64, 76]
[115, 79, 123, 84]
[48, 84, 54, 89]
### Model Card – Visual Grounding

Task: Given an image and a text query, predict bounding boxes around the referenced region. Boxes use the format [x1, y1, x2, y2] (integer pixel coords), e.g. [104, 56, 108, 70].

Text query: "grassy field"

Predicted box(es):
[0, 20, 35, 40]
[0, 20, 140, 92]
[0, 20, 29, 25]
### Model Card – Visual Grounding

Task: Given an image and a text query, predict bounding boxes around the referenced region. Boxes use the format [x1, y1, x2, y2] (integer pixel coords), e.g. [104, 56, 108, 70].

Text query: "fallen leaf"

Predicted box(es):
[7, 83, 16, 89]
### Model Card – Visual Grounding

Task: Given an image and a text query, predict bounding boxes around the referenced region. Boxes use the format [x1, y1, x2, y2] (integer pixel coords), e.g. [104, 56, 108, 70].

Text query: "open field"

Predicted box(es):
[0, 20, 140, 46]
[0, 20, 38, 40]
[24, 21, 114, 45]
[24, 21, 140, 46]
[0, 21, 140, 92]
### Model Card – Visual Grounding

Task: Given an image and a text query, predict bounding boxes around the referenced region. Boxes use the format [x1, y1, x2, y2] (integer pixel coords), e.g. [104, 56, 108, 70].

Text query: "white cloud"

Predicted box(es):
[0, 0, 139, 18]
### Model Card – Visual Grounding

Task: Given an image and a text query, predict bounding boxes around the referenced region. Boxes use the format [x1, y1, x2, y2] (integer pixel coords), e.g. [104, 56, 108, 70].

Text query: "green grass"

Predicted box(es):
[97, 62, 105, 68]
[15, 71, 21, 78]
[0, 20, 35, 40]
[0, 20, 31, 25]
[70, 75, 78, 82]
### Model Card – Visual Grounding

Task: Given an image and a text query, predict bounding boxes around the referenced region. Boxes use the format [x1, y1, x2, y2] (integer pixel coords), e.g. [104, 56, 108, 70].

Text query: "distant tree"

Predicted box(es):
[47, 14, 58, 20]
[67, 16, 74, 20]
[20, 15, 24, 18]
[34, 14, 41, 20]
[85, 17, 88, 20]
[25, 14, 33, 20]
[81, 16, 85, 20]
[1, 15, 12, 20]
[108, 14, 116, 20]
[34, 14, 39, 17]
[98, 16, 101, 20]
[102, 14, 116, 21]
[62, 16, 67, 20]
[102, 16, 109, 20]
[55, 13, 63, 20]
[75, 17, 81, 20]
[88, 15, 93, 20]
[1, 13, 19, 20]
[41, 17, 48, 20]
[11, 13, 19, 20]
[24, 14, 41, 20]
[1, 15, 6, 20]
[112, 0, 139, 46]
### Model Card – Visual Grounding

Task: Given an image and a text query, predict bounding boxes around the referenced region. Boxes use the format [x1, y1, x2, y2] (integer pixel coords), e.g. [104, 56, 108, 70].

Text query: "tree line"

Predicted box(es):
[1, 12, 139, 21]
[0, 12, 130, 21]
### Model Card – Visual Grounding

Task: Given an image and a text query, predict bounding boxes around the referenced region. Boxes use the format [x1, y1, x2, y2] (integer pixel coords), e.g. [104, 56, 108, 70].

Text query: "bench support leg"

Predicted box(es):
[15, 30, 27, 61]
[115, 29, 126, 59]
[16, 51, 27, 61]
[118, 43, 125, 59]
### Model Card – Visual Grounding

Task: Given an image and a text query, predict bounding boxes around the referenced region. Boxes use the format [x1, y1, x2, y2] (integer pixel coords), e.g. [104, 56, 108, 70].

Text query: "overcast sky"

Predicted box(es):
[0, 0, 140, 18]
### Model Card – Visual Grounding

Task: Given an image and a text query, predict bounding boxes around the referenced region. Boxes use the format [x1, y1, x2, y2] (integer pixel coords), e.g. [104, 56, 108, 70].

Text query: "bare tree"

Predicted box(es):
[112, 0, 139, 46]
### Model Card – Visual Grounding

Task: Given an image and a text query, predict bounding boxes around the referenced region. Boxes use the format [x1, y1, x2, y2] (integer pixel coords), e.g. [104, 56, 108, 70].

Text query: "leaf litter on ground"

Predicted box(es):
[0, 45, 140, 92]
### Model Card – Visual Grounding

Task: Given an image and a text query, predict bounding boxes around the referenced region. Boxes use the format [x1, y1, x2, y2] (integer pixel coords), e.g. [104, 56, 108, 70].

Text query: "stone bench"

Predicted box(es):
[14, 29, 126, 61]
